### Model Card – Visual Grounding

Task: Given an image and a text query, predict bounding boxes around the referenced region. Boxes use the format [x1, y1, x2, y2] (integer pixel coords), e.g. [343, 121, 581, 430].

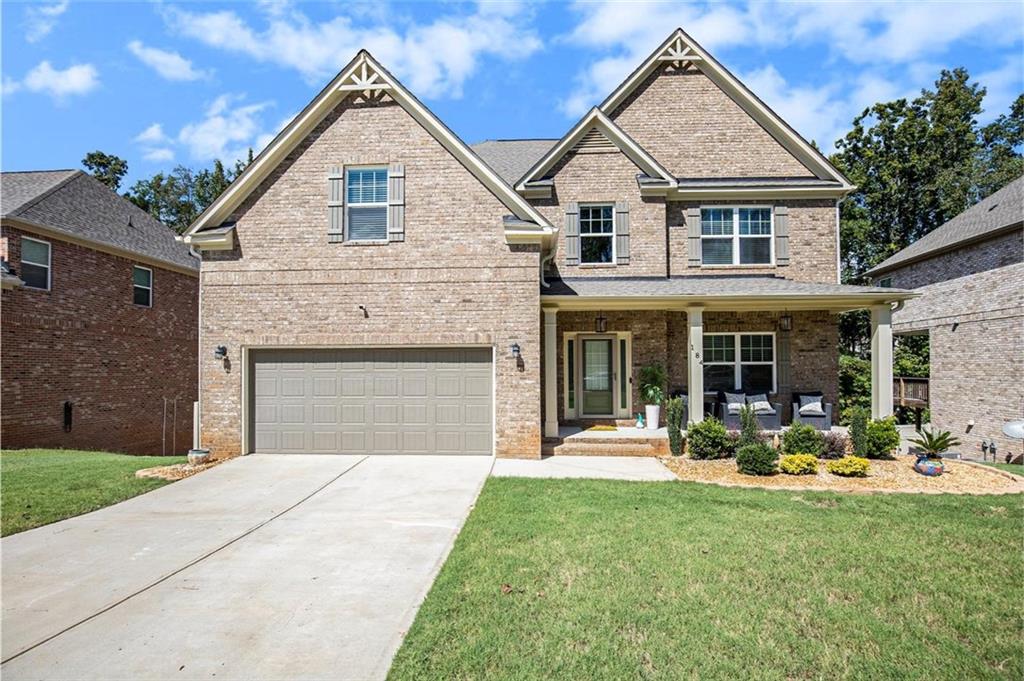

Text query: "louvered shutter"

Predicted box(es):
[615, 201, 630, 265]
[774, 204, 789, 266]
[564, 202, 580, 265]
[686, 207, 702, 267]
[327, 166, 345, 243]
[388, 163, 405, 242]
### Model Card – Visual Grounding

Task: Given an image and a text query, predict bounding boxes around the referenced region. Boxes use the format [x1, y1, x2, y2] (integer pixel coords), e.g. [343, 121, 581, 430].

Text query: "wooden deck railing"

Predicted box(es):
[894, 376, 929, 408]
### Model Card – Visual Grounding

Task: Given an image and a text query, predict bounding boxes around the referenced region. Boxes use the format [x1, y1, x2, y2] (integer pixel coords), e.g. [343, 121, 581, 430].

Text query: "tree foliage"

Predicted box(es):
[82, 150, 128, 191]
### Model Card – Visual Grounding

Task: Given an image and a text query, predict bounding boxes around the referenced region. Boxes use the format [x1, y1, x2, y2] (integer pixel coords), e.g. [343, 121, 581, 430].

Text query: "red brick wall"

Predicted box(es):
[1, 226, 198, 455]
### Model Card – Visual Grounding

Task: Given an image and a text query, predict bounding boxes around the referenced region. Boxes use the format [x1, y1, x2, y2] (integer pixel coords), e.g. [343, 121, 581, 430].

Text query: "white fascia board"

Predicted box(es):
[184, 226, 235, 251]
[599, 29, 854, 189]
[540, 292, 916, 312]
[669, 185, 854, 200]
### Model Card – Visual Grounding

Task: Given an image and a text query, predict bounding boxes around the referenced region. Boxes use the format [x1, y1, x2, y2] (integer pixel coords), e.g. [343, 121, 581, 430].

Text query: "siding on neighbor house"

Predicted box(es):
[199, 98, 542, 459]
[1, 225, 198, 455]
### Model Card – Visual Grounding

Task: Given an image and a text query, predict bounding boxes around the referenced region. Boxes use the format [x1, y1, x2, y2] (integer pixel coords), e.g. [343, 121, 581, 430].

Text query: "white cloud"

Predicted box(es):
[135, 123, 171, 145]
[127, 40, 210, 81]
[25, 0, 69, 43]
[164, 2, 542, 98]
[6, 61, 100, 100]
[977, 58, 1024, 122]
[142, 148, 175, 162]
[178, 94, 274, 163]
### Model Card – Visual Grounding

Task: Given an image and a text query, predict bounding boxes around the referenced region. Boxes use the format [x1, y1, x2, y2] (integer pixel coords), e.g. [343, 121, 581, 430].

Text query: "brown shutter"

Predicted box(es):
[615, 201, 630, 265]
[686, 207, 702, 267]
[327, 166, 345, 243]
[388, 163, 405, 243]
[564, 202, 580, 265]
[774, 204, 789, 266]
[776, 330, 792, 419]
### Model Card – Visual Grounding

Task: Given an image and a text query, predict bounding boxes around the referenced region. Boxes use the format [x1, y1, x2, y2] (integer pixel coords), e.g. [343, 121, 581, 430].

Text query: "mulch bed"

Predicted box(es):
[135, 461, 221, 481]
[661, 455, 1024, 495]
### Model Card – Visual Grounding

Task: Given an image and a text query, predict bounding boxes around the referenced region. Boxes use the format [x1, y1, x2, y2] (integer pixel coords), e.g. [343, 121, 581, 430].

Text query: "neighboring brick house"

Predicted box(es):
[1, 170, 199, 455]
[183, 29, 912, 459]
[865, 176, 1024, 462]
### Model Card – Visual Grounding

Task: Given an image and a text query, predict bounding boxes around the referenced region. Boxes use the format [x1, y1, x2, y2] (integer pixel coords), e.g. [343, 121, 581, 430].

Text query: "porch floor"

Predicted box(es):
[545, 425, 670, 457]
[559, 425, 669, 441]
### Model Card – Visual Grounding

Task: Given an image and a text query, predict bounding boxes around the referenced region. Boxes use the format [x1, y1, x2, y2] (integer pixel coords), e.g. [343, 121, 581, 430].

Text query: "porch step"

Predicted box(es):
[541, 440, 669, 457]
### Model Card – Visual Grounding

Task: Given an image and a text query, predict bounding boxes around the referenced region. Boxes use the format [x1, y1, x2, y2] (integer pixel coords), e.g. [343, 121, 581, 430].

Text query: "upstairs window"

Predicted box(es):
[346, 167, 388, 241]
[580, 204, 614, 264]
[701, 207, 773, 266]
[133, 266, 153, 307]
[21, 236, 51, 290]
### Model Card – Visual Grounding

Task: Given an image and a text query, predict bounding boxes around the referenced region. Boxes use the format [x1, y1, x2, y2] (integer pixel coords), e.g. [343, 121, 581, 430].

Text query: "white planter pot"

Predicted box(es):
[645, 405, 661, 430]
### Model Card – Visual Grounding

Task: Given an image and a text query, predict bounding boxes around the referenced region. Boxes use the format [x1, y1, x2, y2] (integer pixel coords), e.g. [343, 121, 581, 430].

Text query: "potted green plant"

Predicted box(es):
[908, 427, 961, 476]
[638, 363, 667, 430]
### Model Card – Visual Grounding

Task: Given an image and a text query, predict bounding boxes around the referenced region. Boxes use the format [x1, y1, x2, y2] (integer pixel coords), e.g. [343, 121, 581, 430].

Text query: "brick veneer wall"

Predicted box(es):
[1, 226, 198, 454]
[881, 229, 1022, 289]
[199, 97, 542, 459]
[609, 65, 817, 178]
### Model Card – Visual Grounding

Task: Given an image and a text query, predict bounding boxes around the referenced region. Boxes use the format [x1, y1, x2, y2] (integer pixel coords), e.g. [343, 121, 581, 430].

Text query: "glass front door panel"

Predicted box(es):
[582, 338, 614, 415]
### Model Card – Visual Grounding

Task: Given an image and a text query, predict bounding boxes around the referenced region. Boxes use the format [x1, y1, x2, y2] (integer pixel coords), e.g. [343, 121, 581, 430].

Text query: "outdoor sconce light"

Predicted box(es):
[213, 345, 228, 361]
[595, 313, 608, 333]
[990, 441, 997, 459]
[510, 343, 521, 359]
[779, 314, 793, 332]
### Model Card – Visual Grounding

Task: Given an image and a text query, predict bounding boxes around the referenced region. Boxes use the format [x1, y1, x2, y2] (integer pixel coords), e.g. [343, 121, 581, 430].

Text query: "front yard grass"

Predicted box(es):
[389, 478, 1022, 680]
[1, 449, 186, 536]
[984, 461, 1024, 475]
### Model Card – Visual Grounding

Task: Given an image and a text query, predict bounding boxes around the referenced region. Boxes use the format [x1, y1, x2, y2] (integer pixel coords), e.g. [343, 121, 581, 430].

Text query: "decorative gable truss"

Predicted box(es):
[182, 51, 555, 251]
[514, 108, 677, 199]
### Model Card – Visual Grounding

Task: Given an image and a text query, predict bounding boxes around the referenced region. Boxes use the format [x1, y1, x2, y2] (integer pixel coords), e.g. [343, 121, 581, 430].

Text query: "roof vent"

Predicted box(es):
[572, 127, 616, 155]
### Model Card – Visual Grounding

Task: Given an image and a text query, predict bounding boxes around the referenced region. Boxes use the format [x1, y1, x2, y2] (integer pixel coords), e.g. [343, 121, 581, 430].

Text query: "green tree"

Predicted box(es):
[82, 151, 129, 192]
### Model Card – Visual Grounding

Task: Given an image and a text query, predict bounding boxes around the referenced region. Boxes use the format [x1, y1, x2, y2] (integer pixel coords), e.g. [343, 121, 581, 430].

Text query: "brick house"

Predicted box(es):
[865, 176, 1023, 462]
[1, 170, 199, 455]
[183, 28, 913, 459]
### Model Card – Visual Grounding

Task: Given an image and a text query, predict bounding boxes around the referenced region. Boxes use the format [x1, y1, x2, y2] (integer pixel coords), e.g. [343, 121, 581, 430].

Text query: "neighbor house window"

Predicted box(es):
[877, 277, 893, 288]
[20, 236, 51, 290]
[703, 332, 775, 394]
[133, 266, 153, 307]
[701, 207, 773, 266]
[346, 167, 388, 241]
[580, 204, 614, 264]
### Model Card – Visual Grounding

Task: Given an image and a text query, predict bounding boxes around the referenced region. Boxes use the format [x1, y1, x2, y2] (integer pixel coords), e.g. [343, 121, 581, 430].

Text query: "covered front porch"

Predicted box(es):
[541, 277, 915, 442]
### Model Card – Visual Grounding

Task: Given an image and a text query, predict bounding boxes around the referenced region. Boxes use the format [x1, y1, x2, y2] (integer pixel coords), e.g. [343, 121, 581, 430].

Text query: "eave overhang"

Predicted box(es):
[541, 291, 917, 314]
[503, 216, 556, 248]
[180, 224, 236, 252]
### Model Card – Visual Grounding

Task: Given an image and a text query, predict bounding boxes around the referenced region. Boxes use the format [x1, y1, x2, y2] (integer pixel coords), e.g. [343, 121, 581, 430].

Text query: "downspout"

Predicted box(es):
[188, 243, 203, 453]
[540, 250, 555, 288]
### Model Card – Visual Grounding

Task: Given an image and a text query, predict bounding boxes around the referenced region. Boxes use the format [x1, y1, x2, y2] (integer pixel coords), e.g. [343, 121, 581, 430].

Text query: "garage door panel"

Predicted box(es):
[252, 348, 492, 455]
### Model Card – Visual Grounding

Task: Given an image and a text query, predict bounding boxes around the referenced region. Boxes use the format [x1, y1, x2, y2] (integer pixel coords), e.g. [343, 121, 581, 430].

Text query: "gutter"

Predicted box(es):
[540, 251, 555, 288]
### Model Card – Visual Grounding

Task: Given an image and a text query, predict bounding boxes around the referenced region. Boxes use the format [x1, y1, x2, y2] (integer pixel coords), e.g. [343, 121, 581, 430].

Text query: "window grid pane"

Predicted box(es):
[133, 267, 151, 288]
[347, 206, 388, 240]
[580, 205, 613, 234]
[738, 208, 771, 235]
[701, 238, 733, 265]
[703, 335, 735, 363]
[741, 365, 773, 393]
[704, 365, 735, 392]
[739, 237, 771, 264]
[581, 235, 613, 263]
[21, 262, 48, 289]
[740, 334, 774, 362]
[346, 168, 388, 204]
[133, 286, 151, 306]
[22, 239, 50, 266]
[700, 208, 733, 235]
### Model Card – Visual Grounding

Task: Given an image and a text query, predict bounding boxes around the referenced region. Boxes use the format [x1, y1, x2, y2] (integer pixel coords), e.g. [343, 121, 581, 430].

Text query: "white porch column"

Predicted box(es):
[543, 307, 559, 438]
[870, 304, 894, 419]
[687, 306, 704, 424]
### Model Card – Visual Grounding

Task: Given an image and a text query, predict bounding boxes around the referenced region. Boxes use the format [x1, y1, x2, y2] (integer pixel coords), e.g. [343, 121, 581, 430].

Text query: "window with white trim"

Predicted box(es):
[703, 332, 775, 394]
[701, 207, 773, 266]
[133, 266, 153, 307]
[580, 204, 614, 264]
[20, 236, 51, 290]
[346, 167, 388, 241]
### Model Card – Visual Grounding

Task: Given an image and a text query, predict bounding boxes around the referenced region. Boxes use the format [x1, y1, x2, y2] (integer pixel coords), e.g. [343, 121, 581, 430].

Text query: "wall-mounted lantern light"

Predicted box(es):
[779, 314, 793, 332]
[595, 313, 608, 334]
[510, 343, 521, 360]
[213, 345, 228, 361]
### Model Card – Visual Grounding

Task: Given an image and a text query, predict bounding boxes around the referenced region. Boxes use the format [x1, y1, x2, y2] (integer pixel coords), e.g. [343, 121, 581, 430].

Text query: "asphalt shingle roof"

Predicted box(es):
[1, 170, 198, 271]
[865, 175, 1024, 277]
[543, 275, 908, 298]
[471, 139, 558, 185]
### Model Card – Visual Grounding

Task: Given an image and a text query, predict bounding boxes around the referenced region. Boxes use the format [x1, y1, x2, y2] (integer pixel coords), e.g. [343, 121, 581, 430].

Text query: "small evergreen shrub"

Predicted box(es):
[821, 431, 850, 460]
[736, 442, 778, 476]
[665, 397, 685, 457]
[779, 454, 819, 475]
[723, 431, 741, 458]
[782, 423, 824, 456]
[848, 407, 870, 458]
[827, 455, 870, 477]
[687, 418, 729, 460]
[738, 405, 762, 448]
[866, 417, 901, 459]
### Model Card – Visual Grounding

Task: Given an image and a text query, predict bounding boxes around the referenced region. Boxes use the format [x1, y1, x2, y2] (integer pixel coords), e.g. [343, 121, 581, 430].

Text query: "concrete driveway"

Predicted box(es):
[1, 454, 491, 681]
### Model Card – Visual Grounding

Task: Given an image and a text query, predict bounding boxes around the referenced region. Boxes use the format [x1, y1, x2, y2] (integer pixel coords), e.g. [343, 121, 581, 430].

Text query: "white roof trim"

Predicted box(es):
[600, 28, 854, 189]
[515, 108, 677, 191]
[185, 51, 552, 237]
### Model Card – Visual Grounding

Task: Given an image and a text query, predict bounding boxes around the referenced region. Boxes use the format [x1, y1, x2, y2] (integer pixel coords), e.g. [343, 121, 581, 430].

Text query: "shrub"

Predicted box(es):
[638, 364, 666, 406]
[736, 442, 778, 476]
[821, 431, 850, 460]
[827, 455, 870, 477]
[738, 405, 762, 448]
[779, 454, 819, 475]
[866, 417, 901, 459]
[723, 431, 741, 458]
[665, 397, 685, 456]
[782, 422, 824, 456]
[908, 427, 961, 458]
[687, 418, 729, 460]
[848, 407, 870, 458]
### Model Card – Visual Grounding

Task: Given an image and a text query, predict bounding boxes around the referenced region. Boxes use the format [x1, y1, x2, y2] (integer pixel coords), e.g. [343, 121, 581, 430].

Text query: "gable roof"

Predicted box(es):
[514, 108, 677, 190]
[1, 170, 198, 272]
[184, 51, 554, 245]
[471, 139, 557, 185]
[865, 175, 1024, 278]
[600, 28, 853, 190]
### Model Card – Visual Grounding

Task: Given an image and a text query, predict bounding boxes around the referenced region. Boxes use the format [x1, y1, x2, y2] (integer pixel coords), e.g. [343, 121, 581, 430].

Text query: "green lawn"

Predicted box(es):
[389, 478, 1023, 680]
[1, 449, 186, 536]
[984, 461, 1024, 475]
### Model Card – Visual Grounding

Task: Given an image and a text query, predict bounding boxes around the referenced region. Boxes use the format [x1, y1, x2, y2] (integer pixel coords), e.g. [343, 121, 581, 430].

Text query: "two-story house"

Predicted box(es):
[182, 29, 913, 459]
[1, 170, 198, 455]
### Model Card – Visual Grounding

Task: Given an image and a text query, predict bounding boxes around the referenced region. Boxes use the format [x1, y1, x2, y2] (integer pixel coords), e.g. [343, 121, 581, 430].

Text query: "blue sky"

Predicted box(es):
[3, 1, 1022, 190]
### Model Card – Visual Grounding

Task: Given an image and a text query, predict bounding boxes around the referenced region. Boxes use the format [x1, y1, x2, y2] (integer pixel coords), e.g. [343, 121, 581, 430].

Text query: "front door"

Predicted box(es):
[581, 337, 614, 416]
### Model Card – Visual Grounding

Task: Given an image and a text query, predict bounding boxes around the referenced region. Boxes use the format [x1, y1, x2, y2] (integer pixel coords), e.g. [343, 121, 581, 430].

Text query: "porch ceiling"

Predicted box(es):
[541, 276, 917, 313]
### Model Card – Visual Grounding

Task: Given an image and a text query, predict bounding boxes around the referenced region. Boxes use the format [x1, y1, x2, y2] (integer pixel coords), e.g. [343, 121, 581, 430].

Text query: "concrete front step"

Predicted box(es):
[542, 440, 669, 457]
